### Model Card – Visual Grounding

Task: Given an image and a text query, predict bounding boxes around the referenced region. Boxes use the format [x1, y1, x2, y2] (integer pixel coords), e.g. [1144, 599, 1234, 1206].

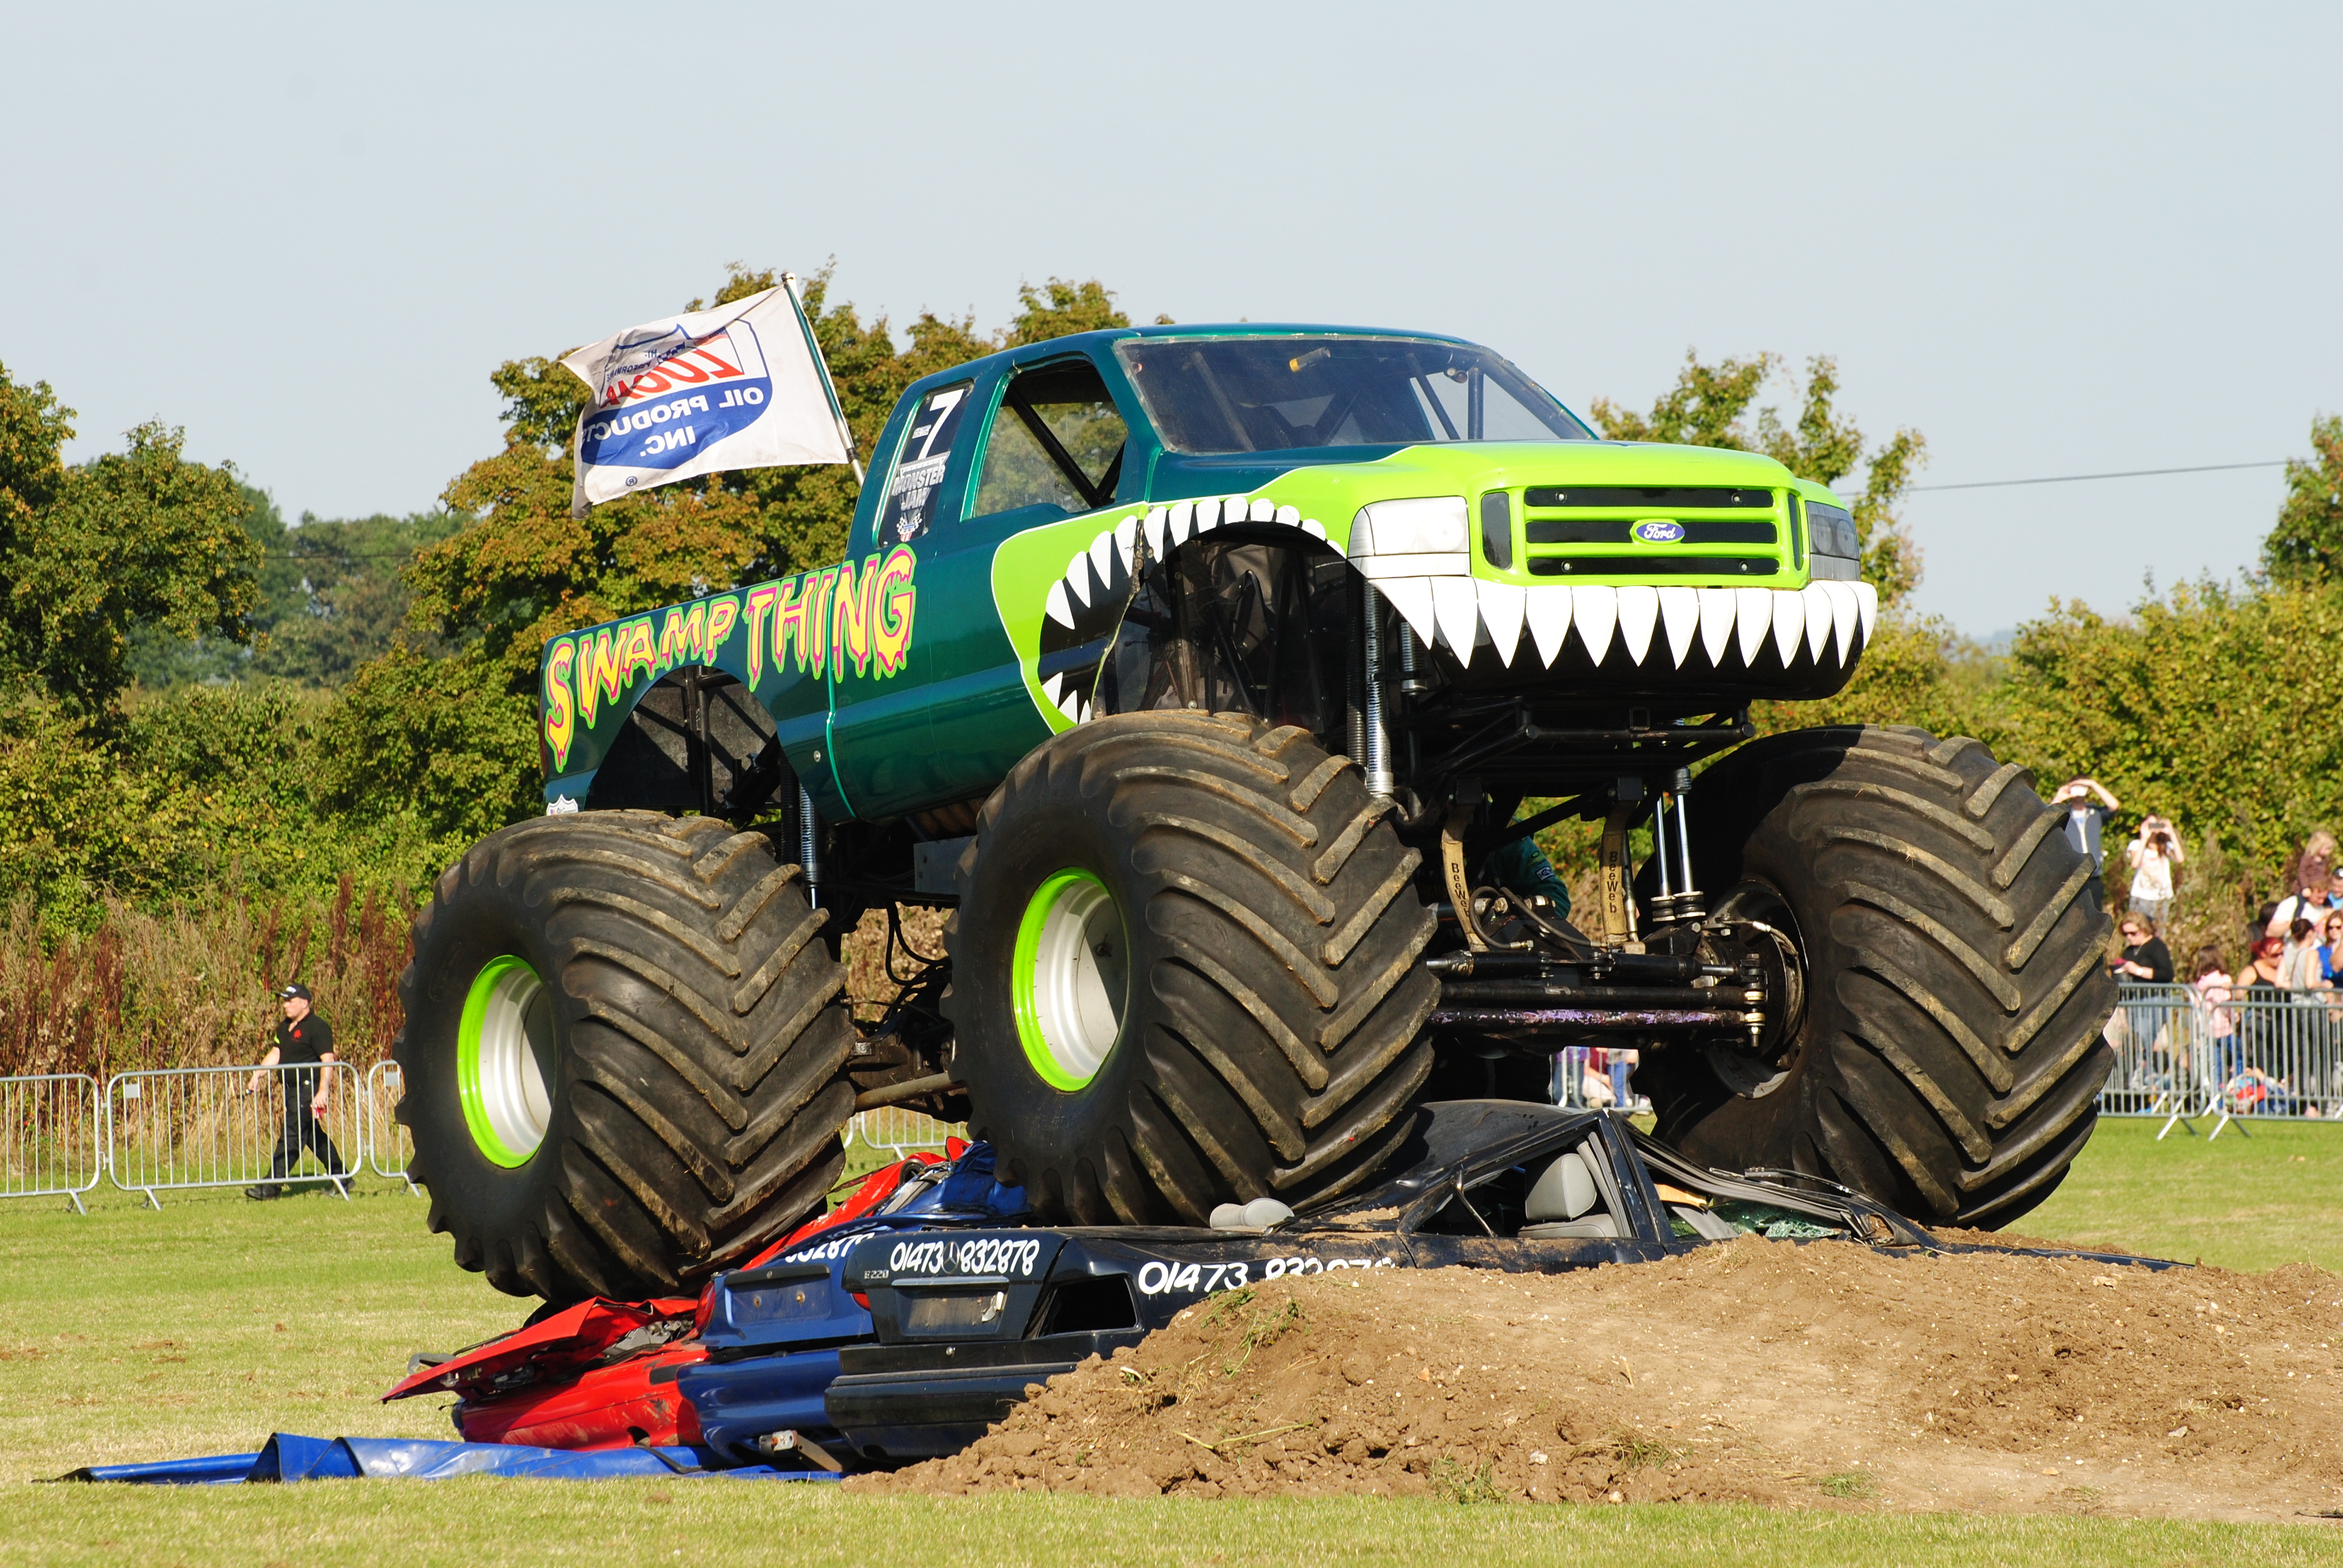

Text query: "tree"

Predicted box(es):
[129, 492, 466, 690]
[0, 362, 73, 534]
[24, 422, 263, 713]
[2261, 414, 2343, 586]
[316, 641, 545, 843]
[1005, 277, 1135, 345]
[252, 509, 466, 684]
[1587, 351, 1773, 451]
[0, 364, 261, 714]
[1983, 578, 2343, 961]
[1589, 351, 1928, 607]
[125, 484, 284, 687]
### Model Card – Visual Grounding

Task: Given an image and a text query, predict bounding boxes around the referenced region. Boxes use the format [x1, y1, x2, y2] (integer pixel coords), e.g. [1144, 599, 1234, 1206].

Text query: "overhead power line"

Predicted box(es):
[1908, 459, 2289, 494]
[261, 549, 419, 559]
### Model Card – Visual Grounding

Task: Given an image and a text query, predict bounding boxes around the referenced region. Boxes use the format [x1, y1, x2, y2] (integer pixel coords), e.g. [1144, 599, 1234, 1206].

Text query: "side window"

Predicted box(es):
[878, 383, 974, 545]
[975, 407, 1086, 516]
[971, 359, 1130, 521]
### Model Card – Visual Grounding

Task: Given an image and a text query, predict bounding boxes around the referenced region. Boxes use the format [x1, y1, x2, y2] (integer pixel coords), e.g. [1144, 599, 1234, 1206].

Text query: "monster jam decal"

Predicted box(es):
[881, 385, 975, 546]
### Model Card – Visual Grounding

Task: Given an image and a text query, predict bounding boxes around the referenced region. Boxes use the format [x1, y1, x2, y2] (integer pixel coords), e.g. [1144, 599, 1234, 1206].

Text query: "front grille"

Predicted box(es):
[1525, 519, 1778, 546]
[1527, 555, 1780, 577]
[1521, 485, 1774, 509]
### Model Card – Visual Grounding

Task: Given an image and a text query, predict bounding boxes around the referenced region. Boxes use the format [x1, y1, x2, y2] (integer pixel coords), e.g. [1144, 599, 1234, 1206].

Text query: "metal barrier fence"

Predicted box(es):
[2103, 982, 2343, 1137]
[365, 1060, 417, 1190]
[108, 1062, 368, 1206]
[0, 1073, 103, 1211]
[847, 1105, 966, 1157]
[35, 979, 2331, 1212]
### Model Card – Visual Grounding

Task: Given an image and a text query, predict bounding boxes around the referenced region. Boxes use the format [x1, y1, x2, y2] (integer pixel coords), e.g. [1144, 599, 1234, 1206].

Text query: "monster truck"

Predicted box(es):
[395, 324, 2115, 1304]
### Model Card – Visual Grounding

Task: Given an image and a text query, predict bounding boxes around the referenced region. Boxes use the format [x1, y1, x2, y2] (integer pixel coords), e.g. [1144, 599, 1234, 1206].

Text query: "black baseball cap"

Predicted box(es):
[277, 983, 312, 1001]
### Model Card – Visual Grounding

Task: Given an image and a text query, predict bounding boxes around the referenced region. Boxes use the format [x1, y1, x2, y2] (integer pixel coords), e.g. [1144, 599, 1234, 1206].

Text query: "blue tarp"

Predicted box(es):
[59, 1434, 837, 1485]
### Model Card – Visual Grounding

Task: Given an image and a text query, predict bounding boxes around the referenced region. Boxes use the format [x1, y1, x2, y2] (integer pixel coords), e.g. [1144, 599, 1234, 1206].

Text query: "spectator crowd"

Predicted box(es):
[2077, 780, 2343, 1120]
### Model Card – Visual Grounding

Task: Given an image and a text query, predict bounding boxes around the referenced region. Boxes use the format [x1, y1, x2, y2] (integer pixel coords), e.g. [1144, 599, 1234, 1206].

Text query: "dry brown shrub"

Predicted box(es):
[0, 884, 412, 1078]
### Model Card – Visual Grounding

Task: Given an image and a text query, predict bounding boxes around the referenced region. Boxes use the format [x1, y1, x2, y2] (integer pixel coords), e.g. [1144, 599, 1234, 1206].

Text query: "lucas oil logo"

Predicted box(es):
[578, 319, 773, 474]
[1632, 518, 1686, 543]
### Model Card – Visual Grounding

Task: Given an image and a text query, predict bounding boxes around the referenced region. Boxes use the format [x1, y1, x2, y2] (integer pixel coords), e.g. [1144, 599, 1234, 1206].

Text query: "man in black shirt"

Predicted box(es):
[246, 983, 346, 1200]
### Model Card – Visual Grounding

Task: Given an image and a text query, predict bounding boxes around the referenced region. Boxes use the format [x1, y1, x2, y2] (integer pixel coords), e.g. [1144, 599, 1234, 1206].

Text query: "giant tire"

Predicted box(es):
[395, 811, 856, 1302]
[1642, 725, 2115, 1228]
[944, 711, 1440, 1223]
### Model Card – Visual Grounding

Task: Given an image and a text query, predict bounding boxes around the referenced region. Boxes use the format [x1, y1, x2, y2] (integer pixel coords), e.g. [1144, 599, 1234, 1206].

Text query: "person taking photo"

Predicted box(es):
[2052, 778, 2120, 909]
[2125, 815, 2183, 928]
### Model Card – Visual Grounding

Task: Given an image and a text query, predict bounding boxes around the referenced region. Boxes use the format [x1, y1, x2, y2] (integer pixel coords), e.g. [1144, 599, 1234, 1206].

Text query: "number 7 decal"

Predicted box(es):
[908, 386, 968, 462]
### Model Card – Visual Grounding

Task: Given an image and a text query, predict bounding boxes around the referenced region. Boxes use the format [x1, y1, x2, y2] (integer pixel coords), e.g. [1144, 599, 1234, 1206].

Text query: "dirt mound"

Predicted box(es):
[850, 1238, 2343, 1523]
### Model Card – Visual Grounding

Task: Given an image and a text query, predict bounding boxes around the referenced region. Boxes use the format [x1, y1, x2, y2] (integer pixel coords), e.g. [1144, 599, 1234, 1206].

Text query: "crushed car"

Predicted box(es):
[385, 1102, 2171, 1473]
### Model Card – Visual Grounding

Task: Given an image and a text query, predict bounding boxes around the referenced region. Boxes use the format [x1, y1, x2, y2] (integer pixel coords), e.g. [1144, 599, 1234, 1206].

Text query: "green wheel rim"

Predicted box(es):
[457, 955, 555, 1167]
[1011, 868, 1130, 1091]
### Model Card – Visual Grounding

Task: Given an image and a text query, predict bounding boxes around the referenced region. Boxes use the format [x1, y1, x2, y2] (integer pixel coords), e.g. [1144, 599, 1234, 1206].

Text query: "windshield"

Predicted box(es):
[1114, 335, 1593, 454]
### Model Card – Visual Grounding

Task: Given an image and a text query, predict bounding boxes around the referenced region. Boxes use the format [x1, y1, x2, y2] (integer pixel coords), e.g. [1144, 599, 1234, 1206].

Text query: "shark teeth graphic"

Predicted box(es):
[1478, 582, 1526, 666]
[1525, 580, 1572, 666]
[1570, 585, 1616, 664]
[1657, 586, 1699, 668]
[1049, 497, 1346, 603]
[1033, 496, 1349, 729]
[1616, 586, 1659, 665]
[1034, 497, 1873, 731]
[1735, 586, 1774, 667]
[1771, 586, 1806, 667]
[1359, 577, 1877, 673]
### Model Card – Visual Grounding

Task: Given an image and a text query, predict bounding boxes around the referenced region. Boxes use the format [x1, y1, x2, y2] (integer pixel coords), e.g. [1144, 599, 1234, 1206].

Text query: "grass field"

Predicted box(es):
[2024, 1113, 2343, 1271]
[1, 1116, 2338, 1565]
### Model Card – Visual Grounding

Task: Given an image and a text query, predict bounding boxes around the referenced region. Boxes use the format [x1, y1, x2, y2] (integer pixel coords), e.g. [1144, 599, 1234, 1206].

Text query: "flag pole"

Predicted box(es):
[568, 380, 594, 519]
[784, 272, 865, 487]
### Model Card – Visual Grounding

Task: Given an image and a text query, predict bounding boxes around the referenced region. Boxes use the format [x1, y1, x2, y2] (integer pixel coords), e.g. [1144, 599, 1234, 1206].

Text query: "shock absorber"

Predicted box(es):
[798, 780, 822, 910]
[1360, 596, 1395, 802]
[1651, 767, 1704, 925]
[1651, 788, 1677, 911]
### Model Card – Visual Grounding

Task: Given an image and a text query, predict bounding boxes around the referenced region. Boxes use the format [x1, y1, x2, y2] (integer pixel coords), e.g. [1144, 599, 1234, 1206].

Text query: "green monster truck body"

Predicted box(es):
[537, 329, 1870, 822]
[399, 325, 2114, 1303]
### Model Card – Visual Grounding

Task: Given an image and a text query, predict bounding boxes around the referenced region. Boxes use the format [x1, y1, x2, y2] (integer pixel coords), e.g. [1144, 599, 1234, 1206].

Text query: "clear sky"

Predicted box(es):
[4, 2, 2335, 636]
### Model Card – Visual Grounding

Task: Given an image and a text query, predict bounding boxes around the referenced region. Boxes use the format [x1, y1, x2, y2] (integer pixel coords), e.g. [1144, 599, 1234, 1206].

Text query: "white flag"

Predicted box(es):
[562, 284, 852, 512]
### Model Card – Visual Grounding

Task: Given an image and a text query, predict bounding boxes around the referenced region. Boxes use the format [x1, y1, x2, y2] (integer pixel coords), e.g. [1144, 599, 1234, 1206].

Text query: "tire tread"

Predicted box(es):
[948, 713, 1437, 1221]
[395, 813, 854, 1302]
[1654, 725, 2114, 1227]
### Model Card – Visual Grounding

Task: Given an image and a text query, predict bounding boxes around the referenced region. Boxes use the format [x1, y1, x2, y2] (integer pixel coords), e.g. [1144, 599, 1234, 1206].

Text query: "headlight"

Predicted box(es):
[1352, 496, 1469, 555]
[1806, 500, 1860, 559]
